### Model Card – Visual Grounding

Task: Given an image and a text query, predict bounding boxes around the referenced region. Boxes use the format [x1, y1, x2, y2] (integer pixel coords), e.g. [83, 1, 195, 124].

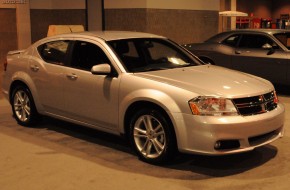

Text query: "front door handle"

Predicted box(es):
[30, 65, 39, 72]
[66, 73, 78, 80]
[235, 50, 242, 54]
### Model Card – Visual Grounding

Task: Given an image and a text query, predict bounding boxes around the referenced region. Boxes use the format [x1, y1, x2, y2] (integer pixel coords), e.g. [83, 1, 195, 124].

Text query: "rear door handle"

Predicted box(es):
[66, 73, 78, 80]
[30, 65, 39, 72]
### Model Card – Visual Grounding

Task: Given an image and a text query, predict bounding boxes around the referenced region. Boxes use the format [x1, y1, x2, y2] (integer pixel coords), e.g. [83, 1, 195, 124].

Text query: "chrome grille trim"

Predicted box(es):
[232, 91, 277, 116]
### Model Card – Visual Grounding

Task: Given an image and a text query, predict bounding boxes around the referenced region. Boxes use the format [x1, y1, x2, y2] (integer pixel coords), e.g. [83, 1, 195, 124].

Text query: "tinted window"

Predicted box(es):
[108, 38, 201, 72]
[70, 41, 110, 71]
[222, 34, 240, 47]
[38, 40, 70, 65]
[238, 34, 275, 49]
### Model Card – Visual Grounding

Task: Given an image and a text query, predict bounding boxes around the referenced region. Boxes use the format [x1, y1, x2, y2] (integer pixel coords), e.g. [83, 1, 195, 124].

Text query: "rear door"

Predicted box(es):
[29, 40, 71, 115]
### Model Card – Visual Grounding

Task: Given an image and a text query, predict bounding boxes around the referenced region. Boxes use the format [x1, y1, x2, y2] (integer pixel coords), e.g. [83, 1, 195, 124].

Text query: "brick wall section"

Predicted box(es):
[146, 9, 218, 44]
[0, 8, 17, 75]
[105, 9, 147, 32]
[105, 8, 218, 44]
[30, 9, 86, 43]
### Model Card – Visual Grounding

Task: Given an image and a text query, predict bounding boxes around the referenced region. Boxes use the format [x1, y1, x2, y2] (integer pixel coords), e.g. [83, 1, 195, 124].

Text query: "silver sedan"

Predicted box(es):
[2, 31, 285, 164]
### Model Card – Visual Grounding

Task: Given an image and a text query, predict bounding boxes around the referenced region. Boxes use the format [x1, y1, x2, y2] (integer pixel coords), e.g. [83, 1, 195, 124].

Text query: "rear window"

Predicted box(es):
[274, 33, 290, 50]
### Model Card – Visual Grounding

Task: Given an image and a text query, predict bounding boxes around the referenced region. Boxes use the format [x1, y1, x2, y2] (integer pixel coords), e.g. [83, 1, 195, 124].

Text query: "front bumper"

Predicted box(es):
[172, 103, 285, 155]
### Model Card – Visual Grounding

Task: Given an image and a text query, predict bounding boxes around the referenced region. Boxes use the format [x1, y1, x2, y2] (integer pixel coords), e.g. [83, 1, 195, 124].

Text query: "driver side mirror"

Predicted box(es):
[262, 43, 273, 49]
[262, 43, 275, 55]
[91, 63, 111, 75]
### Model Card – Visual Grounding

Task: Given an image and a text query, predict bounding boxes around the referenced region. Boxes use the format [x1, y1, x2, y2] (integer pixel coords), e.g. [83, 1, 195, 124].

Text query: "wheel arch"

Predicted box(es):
[124, 101, 171, 135]
[9, 80, 31, 102]
[9, 75, 43, 113]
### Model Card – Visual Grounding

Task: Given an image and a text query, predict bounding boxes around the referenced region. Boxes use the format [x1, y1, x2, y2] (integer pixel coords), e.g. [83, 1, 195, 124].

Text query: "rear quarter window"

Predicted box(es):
[37, 40, 70, 65]
[222, 34, 240, 47]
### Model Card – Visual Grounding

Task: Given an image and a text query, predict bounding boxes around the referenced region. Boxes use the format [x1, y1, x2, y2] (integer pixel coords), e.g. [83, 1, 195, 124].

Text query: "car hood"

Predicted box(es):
[134, 65, 273, 98]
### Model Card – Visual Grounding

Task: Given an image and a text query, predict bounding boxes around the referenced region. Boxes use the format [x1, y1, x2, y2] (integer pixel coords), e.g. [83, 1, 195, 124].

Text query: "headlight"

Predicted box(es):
[189, 96, 238, 116]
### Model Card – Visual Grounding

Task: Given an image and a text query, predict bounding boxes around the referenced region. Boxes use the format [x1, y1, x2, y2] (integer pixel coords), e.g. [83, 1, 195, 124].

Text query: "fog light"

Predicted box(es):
[214, 140, 240, 150]
[214, 141, 221, 149]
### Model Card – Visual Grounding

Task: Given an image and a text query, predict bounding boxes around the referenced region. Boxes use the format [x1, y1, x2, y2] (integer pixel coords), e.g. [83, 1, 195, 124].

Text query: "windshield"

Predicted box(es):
[107, 38, 202, 72]
[274, 32, 290, 50]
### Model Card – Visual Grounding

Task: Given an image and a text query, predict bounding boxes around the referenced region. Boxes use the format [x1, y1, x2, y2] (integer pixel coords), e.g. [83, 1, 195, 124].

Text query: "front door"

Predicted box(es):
[231, 34, 288, 84]
[62, 40, 120, 130]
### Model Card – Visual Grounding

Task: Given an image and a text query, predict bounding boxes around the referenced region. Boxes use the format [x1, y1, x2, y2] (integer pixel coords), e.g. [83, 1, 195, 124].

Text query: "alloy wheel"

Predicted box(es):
[133, 115, 166, 159]
[13, 90, 31, 122]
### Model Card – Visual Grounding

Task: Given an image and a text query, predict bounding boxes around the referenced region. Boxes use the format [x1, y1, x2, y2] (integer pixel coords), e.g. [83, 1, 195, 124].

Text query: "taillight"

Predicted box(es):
[274, 91, 279, 104]
[4, 59, 7, 71]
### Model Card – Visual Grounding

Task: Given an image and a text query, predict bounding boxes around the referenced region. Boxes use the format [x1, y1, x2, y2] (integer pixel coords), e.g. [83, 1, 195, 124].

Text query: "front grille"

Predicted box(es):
[232, 91, 278, 116]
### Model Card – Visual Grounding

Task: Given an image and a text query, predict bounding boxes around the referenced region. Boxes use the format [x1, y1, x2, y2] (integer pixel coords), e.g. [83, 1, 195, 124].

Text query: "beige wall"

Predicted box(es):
[105, 0, 147, 9]
[0, 4, 16, 8]
[16, 3, 31, 49]
[30, 0, 85, 9]
[105, 0, 219, 10]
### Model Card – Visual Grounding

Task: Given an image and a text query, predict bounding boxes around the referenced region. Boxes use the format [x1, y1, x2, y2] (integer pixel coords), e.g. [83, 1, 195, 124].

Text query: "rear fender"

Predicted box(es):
[10, 71, 44, 113]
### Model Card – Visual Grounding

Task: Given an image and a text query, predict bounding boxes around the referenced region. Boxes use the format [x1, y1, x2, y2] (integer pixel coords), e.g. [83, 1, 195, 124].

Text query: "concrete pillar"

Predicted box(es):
[16, 1, 31, 49]
[86, 0, 103, 31]
[230, 0, 236, 30]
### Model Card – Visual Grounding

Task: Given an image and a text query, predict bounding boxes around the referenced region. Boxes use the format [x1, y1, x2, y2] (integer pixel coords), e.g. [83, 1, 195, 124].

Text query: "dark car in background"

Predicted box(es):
[184, 29, 290, 86]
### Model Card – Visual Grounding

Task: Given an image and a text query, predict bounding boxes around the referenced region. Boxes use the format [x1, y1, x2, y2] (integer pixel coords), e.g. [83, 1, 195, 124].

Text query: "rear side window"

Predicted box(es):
[37, 40, 70, 65]
[222, 34, 240, 47]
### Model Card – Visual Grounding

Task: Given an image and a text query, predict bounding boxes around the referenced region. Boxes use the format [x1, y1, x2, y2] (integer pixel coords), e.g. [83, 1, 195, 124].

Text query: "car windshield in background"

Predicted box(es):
[274, 33, 290, 50]
[107, 38, 201, 72]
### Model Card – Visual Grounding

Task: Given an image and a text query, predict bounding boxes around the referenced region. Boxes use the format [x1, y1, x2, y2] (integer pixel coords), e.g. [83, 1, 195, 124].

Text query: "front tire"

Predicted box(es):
[129, 108, 177, 164]
[11, 85, 38, 126]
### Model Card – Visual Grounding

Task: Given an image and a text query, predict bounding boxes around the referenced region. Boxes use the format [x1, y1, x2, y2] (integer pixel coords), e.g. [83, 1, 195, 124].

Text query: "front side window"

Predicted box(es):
[238, 34, 276, 49]
[108, 38, 201, 72]
[38, 40, 70, 65]
[70, 41, 110, 71]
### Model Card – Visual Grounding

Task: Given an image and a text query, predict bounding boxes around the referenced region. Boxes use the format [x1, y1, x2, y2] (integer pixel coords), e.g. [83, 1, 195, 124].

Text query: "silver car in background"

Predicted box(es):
[2, 31, 285, 164]
[184, 29, 290, 86]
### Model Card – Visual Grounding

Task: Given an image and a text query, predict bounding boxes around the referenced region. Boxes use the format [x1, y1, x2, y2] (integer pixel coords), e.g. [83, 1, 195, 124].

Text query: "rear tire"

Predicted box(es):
[11, 85, 39, 126]
[129, 108, 177, 164]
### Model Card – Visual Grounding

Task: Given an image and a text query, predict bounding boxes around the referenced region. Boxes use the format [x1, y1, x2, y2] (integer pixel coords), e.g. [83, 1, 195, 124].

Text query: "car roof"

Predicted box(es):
[206, 29, 290, 43]
[41, 31, 166, 42]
